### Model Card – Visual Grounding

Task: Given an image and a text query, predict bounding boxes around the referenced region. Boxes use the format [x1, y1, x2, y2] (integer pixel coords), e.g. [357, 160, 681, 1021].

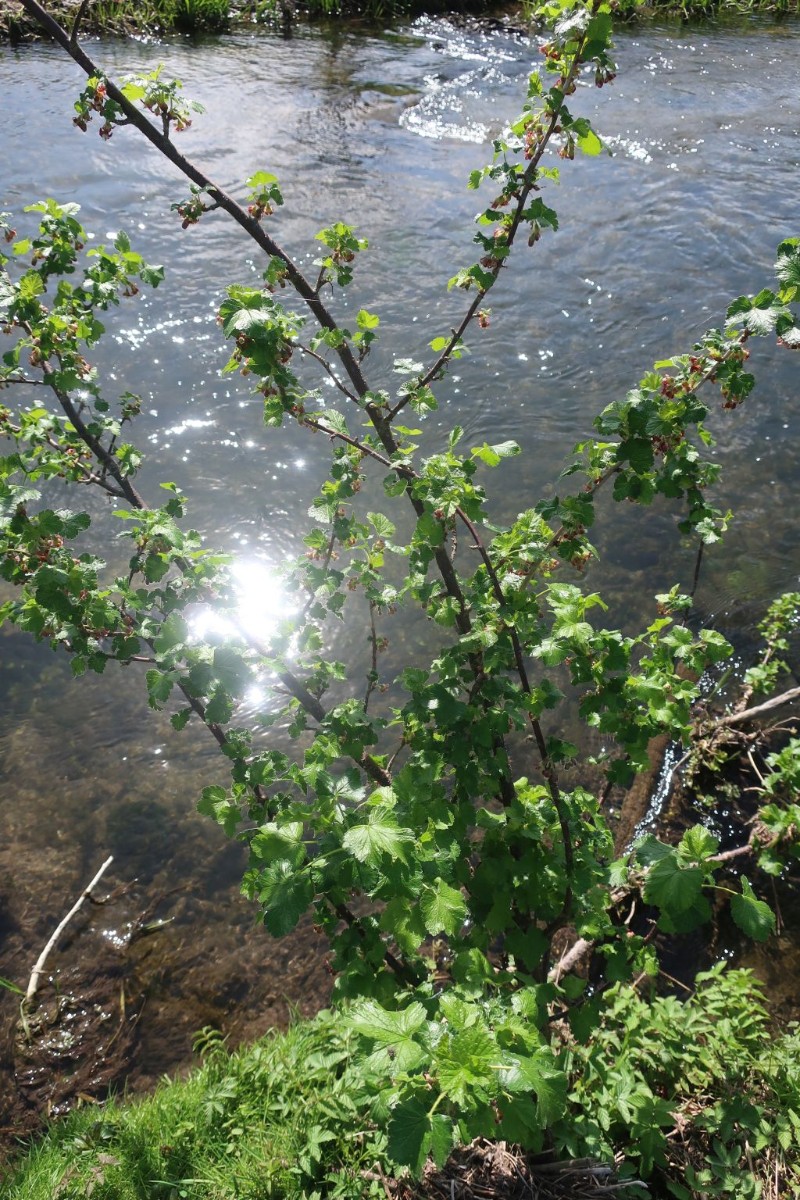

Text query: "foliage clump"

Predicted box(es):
[2, 0, 800, 1194]
[4, 970, 800, 1198]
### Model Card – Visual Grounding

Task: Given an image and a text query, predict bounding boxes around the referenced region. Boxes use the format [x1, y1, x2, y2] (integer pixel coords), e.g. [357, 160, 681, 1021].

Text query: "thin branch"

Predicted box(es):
[302, 417, 394, 470]
[25, 855, 114, 1005]
[2, 416, 128, 498]
[296, 344, 360, 405]
[690, 539, 704, 599]
[33, 357, 147, 508]
[300, 528, 337, 622]
[455, 503, 573, 891]
[391, 42, 588, 419]
[0, 375, 53, 386]
[16, 0, 372, 406]
[69, 0, 92, 43]
[334, 902, 421, 986]
[713, 686, 800, 730]
[364, 600, 379, 712]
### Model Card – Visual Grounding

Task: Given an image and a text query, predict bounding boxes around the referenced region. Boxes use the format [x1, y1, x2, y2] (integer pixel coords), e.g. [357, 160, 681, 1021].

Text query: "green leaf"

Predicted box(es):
[367, 511, 396, 538]
[471, 440, 521, 467]
[18, 271, 45, 300]
[247, 170, 279, 188]
[250, 821, 305, 868]
[259, 862, 314, 936]
[775, 238, 800, 293]
[387, 1098, 430, 1174]
[429, 1113, 454, 1169]
[730, 878, 775, 943]
[678, 825, 719, 863]
[356, 308, 380, 330]
[170, 707, 193, 731]
[420, 879, 467, 936]
[343, 807, 414, 865]
[350, 999, 427, 1071]
[577, 128, 603, 156]
[436, 1023, 496, 1104]
[500, 1050, 568, 1125]
[154, 611, 188, 655]
[643, 852, 705, 914]
[145, 668, 175, 709]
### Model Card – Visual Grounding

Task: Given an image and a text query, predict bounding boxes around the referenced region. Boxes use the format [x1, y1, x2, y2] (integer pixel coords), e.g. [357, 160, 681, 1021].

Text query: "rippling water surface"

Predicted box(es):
[1, 12, 799, 1079]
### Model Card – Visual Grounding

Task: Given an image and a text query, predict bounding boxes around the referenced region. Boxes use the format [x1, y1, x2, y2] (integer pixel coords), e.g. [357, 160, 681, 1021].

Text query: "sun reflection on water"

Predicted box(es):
[190, 557, 297, 648]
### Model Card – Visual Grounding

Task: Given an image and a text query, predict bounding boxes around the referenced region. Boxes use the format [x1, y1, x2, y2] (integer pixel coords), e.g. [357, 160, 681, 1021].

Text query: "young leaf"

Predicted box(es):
[343, 807, 414, 865]
[730, 878, 775, 943]
[420, 879, 468, 936]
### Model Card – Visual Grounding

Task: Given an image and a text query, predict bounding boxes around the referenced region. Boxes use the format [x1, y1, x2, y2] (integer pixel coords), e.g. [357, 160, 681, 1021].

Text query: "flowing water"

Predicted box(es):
[1, 11, 799, 1123]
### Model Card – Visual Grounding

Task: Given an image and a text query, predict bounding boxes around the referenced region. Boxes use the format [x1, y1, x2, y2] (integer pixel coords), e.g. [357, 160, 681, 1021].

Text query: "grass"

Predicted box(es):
[1, 0, 230, 41]
[4, 970, 800, 1200]
[3, 1012, 389, 1200]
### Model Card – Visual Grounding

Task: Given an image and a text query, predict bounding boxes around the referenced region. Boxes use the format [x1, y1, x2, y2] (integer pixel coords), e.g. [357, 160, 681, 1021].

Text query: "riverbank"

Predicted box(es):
[2, 0, 798, 42]
[4, 970, 800, 1199]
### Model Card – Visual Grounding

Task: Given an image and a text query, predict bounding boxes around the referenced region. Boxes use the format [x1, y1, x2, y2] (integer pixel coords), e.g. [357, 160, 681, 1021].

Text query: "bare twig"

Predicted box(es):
[713, 685, 800, 730]
[25, 855, 114, 1005]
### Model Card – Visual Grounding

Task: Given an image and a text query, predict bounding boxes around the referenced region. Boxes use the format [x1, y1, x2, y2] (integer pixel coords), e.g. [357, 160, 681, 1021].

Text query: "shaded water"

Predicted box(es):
[1, 12, 799, 1124]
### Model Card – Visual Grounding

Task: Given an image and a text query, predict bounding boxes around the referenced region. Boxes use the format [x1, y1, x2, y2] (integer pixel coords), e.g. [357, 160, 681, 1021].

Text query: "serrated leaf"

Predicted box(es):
[678, 824, 719, 863]
[250, 821, 305, 867]
[429, 1113, 454, 1168]
[635, 835, 673, 867]
[776, 238, 800, 290]
[343, 806, 413, 865]
[247, 170, 279, 188]
[367, 511, 396, 538]
[643, 852, 705, 913]
[170, 707, 193, 731]
[726, 289, 784, 335]
[500, 1050, 568, 1125]
[357, 308, 380, 330]
[350, 1000, 427, 1071]
[436, 1024, 496, 1104]
[420, 879, 467, 936]
[730, 877, 775, 943]
[387, 1098, 430, 1174]
[577, 128, 603, 156]
[154, 610, 188, 655]
[259, 861, 314, 936]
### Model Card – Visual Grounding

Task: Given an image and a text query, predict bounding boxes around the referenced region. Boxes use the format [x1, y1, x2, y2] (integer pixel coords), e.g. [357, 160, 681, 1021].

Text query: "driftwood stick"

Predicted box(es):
[549, 937, 592, 983]
[713, 685, 800, 730]
[25, 855, 114, 1005]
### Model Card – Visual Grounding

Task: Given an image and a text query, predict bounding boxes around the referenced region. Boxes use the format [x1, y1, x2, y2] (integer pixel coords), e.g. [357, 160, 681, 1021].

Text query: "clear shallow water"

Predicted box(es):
[1, 13, 799, 1079]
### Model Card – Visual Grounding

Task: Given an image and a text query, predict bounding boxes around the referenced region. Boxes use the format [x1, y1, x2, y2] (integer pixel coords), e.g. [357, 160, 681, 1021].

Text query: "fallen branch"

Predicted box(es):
[25, 855, 114, 1005]
[712, 685, 800, 730]
[548, 839, 756, 982]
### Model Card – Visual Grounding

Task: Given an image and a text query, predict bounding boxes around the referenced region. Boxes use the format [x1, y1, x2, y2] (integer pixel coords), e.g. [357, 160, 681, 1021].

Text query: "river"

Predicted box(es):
[1, 10, 799, 1129]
